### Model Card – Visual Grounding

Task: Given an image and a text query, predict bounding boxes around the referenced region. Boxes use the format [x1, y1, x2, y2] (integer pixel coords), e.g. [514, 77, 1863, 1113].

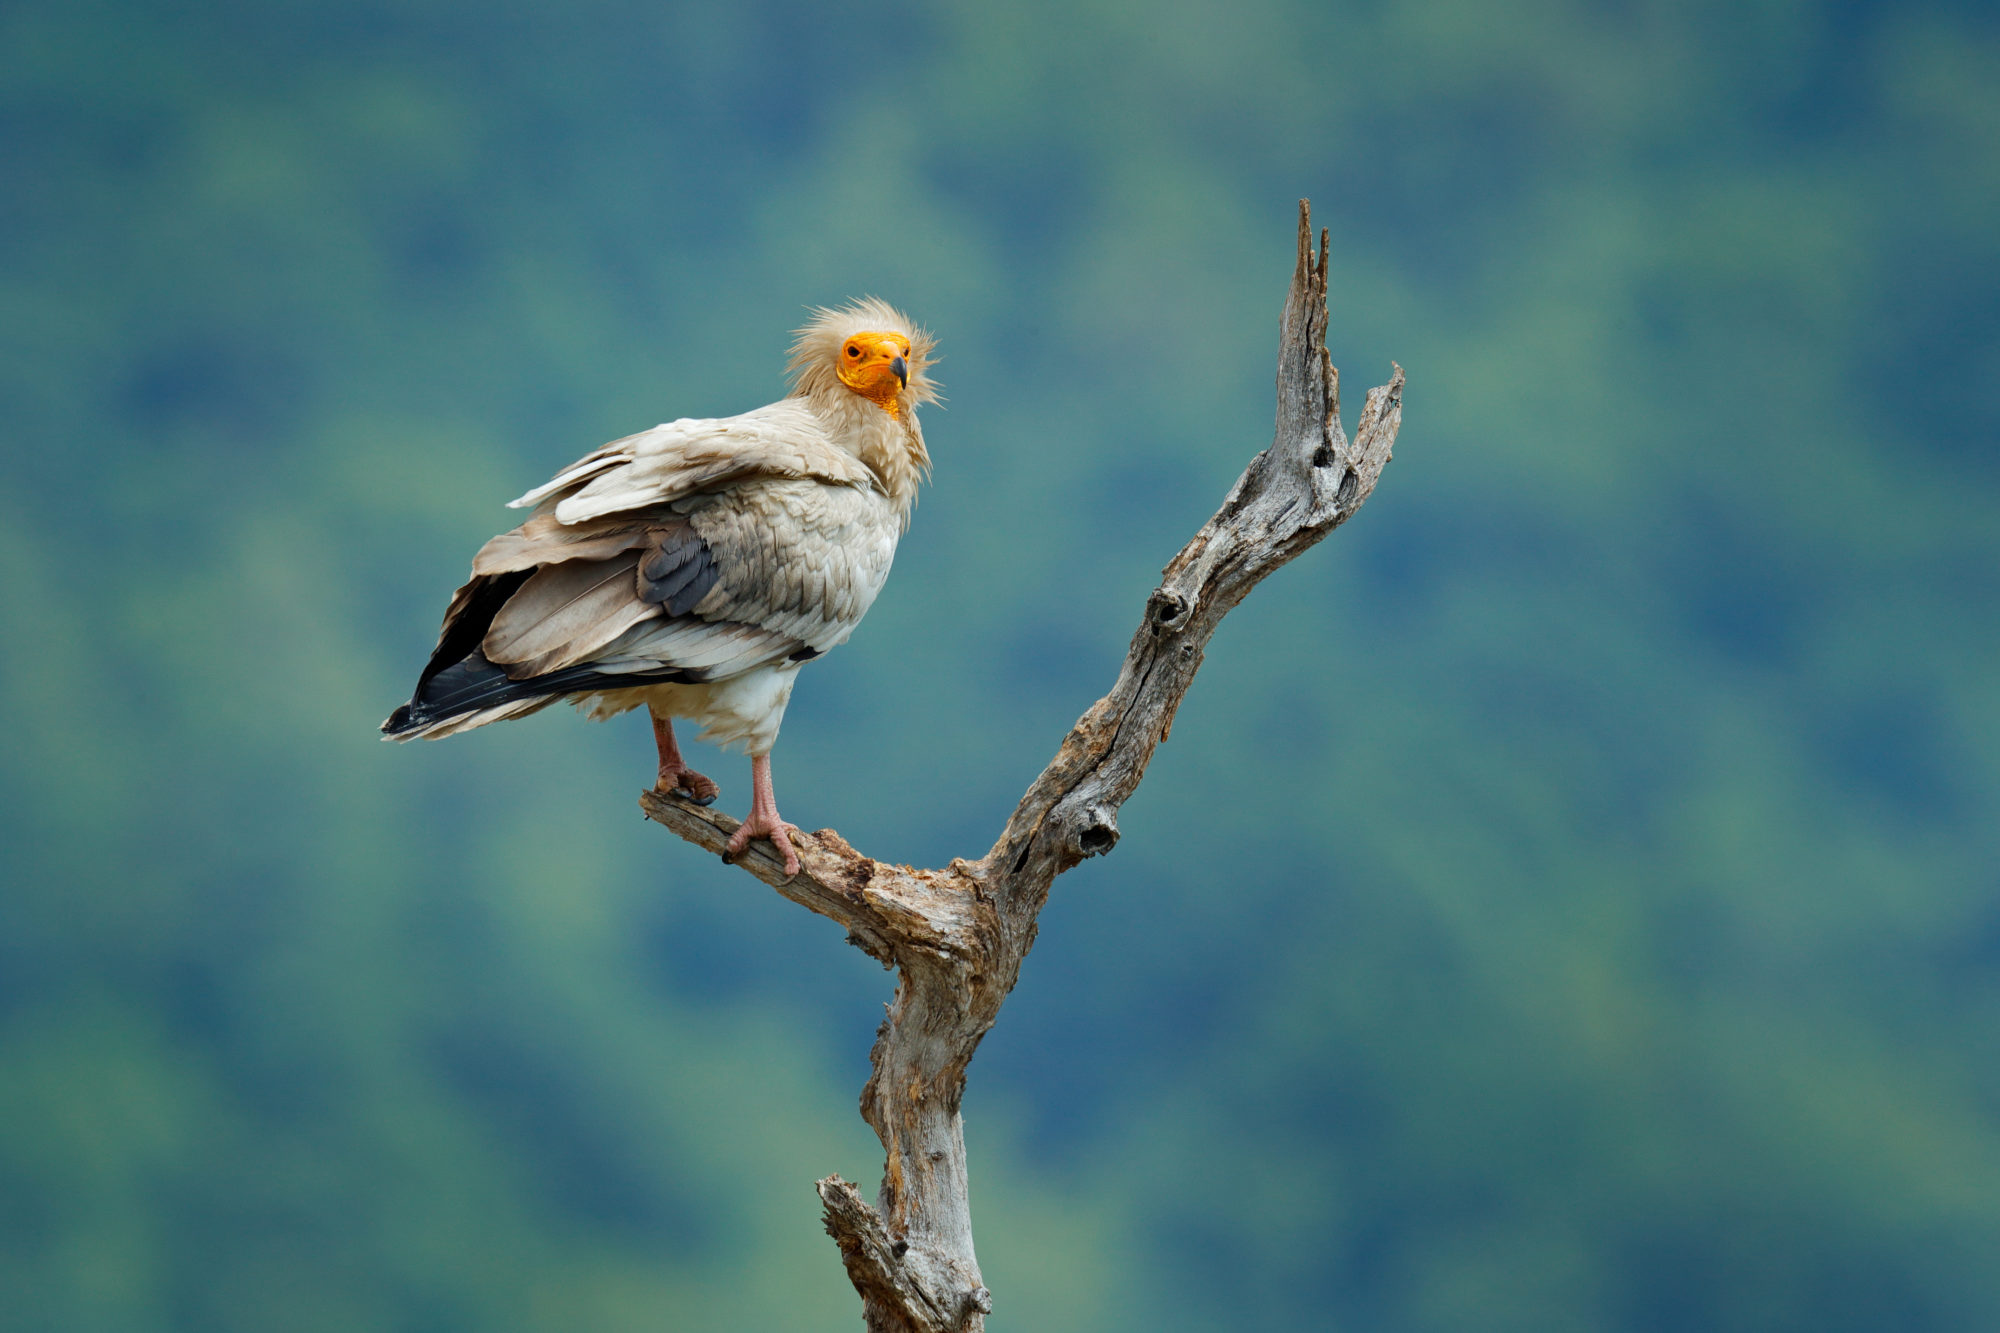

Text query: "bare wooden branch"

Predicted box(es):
[641, 200, 1401, 1332]
[819, 1175, 992, 1333]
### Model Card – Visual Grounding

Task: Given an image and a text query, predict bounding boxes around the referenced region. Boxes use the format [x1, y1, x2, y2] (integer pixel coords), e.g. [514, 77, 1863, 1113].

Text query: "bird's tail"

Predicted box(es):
[381, 650, 699, 740]
[380, 651, 561, 740]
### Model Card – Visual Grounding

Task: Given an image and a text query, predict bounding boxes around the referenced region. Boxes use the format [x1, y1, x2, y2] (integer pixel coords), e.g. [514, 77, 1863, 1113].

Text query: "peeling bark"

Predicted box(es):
[640, 200, 1402, 1331]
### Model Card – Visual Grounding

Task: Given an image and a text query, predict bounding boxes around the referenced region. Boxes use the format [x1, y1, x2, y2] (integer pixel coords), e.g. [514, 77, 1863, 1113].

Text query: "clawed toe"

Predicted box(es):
[656, 768, 719, 806]
[724, 818, 801, 876]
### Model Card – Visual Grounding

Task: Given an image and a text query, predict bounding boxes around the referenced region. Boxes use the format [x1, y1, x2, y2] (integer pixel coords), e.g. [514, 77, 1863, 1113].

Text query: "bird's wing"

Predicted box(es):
[505, 400, 880, 526]
[465, 476, 898, 687]
[547, 479, 902, 681]
[680, 478, 901, 650]
[387, 402, 902, 736]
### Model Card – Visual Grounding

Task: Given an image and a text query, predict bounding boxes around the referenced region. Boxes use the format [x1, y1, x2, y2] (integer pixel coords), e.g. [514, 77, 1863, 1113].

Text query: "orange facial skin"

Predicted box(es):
[835, 331, 912, 418]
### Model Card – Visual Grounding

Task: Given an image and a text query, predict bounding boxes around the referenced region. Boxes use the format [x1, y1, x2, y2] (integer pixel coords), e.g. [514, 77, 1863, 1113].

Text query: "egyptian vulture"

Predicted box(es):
[383, 300, 936, 874]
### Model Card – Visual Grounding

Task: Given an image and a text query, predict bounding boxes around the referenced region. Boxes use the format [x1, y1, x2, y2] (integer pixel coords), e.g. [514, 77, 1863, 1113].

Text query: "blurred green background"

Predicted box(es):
[3, 0, 1997, 1329]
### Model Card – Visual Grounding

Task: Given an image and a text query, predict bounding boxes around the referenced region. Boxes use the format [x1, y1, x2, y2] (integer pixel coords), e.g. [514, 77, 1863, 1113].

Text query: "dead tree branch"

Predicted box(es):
[641, 199, 1402, 1332]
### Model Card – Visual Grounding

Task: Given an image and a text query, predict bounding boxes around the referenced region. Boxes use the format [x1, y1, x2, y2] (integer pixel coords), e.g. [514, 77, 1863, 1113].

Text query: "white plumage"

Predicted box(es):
[384, 300, 936, 873]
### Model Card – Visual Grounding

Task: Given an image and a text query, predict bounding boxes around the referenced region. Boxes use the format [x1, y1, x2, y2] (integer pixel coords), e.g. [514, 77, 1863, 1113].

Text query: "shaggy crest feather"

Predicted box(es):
[785, 297, 934, 522]
[787, 297, 941, 409]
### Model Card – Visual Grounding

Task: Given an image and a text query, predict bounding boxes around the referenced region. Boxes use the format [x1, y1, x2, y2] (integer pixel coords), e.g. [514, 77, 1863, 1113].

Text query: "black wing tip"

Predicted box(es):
[380, 647, 713, 744]
[387, 652, 515, 735]
[381, 702, 427, 738]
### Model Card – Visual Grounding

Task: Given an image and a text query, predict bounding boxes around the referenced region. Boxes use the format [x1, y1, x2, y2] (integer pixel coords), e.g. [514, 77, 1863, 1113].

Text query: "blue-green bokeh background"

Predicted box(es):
[3, 2, 1997, 1328]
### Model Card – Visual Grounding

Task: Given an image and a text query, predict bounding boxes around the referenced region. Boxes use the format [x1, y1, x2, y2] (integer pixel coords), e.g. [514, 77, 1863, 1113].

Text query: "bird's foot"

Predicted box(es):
[655, 765, 719, 806]
[725, 812, 802, 877]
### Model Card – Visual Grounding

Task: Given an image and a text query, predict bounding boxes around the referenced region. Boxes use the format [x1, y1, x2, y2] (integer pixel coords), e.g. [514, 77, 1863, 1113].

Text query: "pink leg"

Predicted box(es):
[724, 752, 801, 876]
[650, 709, 718, 805]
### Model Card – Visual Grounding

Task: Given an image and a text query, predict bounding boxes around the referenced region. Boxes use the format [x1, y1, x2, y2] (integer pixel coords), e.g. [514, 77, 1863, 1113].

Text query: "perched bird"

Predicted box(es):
[383, 299, 936, 874]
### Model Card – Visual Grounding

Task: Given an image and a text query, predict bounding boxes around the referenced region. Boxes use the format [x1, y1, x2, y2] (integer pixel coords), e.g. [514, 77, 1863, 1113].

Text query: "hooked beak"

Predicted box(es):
[890, 354, 908, 389]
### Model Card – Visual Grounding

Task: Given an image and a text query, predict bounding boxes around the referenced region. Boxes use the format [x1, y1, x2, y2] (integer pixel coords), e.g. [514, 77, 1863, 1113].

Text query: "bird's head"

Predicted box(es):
[788, 298, 938, 420]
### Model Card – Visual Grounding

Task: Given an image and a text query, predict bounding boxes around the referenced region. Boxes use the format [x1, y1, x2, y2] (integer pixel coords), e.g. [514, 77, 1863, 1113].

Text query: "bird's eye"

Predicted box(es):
[846, 345, 861, 358]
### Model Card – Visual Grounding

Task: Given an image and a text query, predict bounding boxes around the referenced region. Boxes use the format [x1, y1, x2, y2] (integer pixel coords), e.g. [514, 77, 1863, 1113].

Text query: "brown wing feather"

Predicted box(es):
[482, 552, 658, 677]
[470, 511, 649, 577]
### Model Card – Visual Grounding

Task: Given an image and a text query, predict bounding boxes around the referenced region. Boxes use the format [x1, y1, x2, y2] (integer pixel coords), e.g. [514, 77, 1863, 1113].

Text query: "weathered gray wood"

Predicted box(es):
[640, 199, 1401, 1332]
